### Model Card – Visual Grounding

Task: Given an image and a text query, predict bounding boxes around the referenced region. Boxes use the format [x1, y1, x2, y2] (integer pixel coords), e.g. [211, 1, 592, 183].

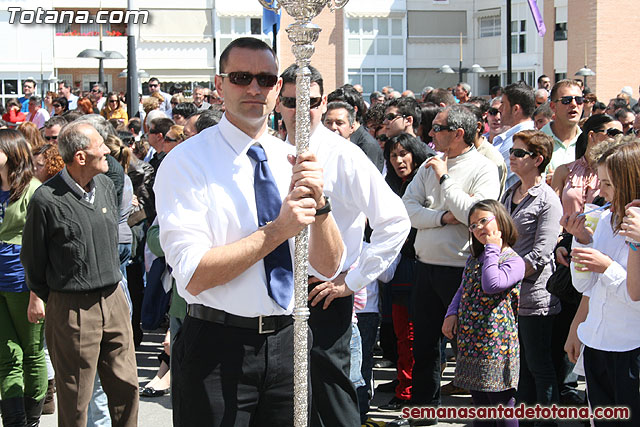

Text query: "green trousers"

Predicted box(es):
[0, 291, 47, 401]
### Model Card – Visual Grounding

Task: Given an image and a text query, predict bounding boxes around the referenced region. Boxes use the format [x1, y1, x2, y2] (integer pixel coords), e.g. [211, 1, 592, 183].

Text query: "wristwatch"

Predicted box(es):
[315, 196, 331, 216]
[439, 174, 450, 185]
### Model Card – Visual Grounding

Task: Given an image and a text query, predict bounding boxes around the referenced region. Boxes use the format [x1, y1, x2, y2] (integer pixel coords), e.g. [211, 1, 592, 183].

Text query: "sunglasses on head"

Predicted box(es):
[594, 128, 624, 137]
[555, 95, 584, 105]
[431, 124, 456, 133]
[509, 147, 535, 158]
[488, 108, 500, 116]
[219, 72, 279, 88]
[279, 96, 322, 109]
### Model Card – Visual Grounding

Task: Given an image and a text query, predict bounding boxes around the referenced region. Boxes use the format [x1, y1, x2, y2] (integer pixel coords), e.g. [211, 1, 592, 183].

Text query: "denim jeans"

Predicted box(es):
[350, 322, 365, 388]
[86, 374, 111, 427]
[356, 312, 380, 422]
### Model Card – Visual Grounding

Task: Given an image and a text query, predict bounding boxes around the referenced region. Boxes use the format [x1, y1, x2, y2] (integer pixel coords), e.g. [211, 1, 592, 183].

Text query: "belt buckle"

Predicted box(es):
[258, 316, 275, 334]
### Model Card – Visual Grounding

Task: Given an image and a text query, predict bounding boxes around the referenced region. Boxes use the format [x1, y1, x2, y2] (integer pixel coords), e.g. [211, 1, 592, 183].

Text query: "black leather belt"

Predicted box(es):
[186, 304, 292, 334]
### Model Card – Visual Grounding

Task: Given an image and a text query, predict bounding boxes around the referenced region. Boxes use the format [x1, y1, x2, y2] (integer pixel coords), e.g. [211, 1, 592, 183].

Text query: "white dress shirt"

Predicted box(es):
[305, 125, 410, 292]
[571, 210, 640, 351]
[154, 114, 342, 317]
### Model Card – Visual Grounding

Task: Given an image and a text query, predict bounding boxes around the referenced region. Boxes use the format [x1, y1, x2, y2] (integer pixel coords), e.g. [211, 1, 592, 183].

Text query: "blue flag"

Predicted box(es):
[262, 0, 281, 36]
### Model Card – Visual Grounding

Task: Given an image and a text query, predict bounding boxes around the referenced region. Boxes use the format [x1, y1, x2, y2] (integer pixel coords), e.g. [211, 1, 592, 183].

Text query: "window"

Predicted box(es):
[81, 16, 110, 35]
[554, 22, 567, 41]
[503, 71, 534, 86]
[479, 15, 500, 38]
[348, 68, 404, 95]
[555, 72, 567, 82]
[510, 20, 526, 54]
[218, 16, 271, 53]
[408, 11, 466, 37]
[347, 17, 404, 57]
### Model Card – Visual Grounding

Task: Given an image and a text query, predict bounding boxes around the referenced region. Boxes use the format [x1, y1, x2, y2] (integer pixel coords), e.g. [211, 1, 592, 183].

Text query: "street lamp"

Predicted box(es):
[438, 33, 485, 82]
[77, 27, 124, 88]
[575, 42, 595, 87]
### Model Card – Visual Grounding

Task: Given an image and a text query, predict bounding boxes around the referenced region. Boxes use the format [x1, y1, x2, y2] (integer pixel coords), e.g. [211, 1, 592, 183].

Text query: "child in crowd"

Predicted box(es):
[443, 199, 525, 427]
[564, 141, 640, 426]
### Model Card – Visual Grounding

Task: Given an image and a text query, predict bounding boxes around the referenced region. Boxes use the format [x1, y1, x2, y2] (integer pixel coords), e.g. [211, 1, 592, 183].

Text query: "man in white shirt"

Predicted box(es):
[494, 82, 537, 189]
[147, 78, 172, 112]
[91, 83, 106, 111]
[154, 37, 344, 427]
[191, 86, 211, 111]
[57, 80, 78, 110]
[26, 96, 50, 129]
[276, 64, 410, 426]
[541, 80, 583, 178]
[402, 105, 500, 425]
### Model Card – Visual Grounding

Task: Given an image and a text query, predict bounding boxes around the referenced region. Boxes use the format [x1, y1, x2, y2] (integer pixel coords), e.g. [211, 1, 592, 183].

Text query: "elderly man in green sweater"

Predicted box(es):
[21, 121, 139, 427]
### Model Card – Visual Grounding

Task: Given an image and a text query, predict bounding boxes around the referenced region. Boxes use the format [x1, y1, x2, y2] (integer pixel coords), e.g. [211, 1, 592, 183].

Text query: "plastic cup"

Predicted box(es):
[573, 203, 605, 276]
[625, 206, 640, 248]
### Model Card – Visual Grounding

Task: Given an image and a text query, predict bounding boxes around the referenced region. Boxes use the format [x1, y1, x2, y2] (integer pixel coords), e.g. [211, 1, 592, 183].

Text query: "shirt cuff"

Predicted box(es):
[345, 268, 369, 293]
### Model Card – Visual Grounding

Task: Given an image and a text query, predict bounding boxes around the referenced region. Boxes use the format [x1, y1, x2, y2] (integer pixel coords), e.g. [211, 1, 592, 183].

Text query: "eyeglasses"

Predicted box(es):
[91, 89, 101, 93]
[509, 147, 535, 158]
[52, 104, 61, 108]
[431, 124, 456, 133]
[219, 72, 279, 88]
[44, 135, 57, 141]
[383, 113, 405, 123]
[594, 128, 624, 137]
[108, 99, 118, 103]
[488, 108, 500, 116]
[469, 216, 496, 232]
[555, 95, 584, 105]
[148, 84, 158, 88]
[279, 96, 323, 109]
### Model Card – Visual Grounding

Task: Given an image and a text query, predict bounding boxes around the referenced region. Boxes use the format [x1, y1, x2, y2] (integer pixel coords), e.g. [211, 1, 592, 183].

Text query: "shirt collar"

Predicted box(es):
[61, 167, 96, 203]
[496, 120, 535, 142]
[217, 113, 272, 156]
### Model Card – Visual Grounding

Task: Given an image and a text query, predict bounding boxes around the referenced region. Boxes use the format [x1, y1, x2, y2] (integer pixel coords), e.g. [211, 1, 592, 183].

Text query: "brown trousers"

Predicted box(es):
[45, 285, 139, 427]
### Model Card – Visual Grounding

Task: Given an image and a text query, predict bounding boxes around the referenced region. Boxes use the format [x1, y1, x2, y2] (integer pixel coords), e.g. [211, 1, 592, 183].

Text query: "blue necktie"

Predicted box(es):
[247, 145, 294, 309]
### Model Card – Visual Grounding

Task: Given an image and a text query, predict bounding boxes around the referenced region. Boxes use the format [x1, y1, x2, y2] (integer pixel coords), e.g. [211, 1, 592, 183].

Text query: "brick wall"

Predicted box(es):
[278, 7, 343, 93]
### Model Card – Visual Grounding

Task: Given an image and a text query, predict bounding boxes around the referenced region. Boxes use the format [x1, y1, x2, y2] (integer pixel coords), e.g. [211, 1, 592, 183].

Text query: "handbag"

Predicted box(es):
[546, 233, 582, 305]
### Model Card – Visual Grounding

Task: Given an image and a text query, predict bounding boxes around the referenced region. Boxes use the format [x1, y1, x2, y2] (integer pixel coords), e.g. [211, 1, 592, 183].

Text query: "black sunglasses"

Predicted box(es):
[52, 104, 61, 108]
[279, 96, 322, 109]
[509, 147, 535, 158]
[44, 135, 57, 141]
[431, 124, 456, 133]
[594, 128, 624, 137]
[219, 72, 279, 88]
[488, 108, 500, 116]
[149, 128, 162, 135]
[383, 113, 405, 122]
[555, 95, 584, 105]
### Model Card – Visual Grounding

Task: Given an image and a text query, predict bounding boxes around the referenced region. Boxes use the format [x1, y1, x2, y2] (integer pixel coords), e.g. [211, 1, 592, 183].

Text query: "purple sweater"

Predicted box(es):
[446, 243, 525, 317]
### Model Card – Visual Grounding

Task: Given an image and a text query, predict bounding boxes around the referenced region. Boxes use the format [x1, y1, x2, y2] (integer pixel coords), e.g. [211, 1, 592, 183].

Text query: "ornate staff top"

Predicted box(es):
[258, 0, 349, 19]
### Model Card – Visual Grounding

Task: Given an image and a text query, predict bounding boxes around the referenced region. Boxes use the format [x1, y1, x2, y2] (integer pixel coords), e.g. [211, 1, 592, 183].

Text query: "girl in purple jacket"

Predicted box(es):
[443, 199, 525, 427]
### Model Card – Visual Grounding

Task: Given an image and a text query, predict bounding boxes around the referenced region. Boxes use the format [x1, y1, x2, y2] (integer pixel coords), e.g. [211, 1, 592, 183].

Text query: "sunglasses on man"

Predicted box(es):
[554, 96, 584, 105]
[219, 72, 279, 88]
[279, 96, 323, 109]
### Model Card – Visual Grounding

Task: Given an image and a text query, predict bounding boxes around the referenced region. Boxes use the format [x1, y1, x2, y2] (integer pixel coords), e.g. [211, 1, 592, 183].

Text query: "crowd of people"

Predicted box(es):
[0, 36, 639, 427]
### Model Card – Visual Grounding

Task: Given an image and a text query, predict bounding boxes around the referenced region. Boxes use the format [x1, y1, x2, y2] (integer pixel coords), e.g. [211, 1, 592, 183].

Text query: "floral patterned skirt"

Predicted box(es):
[453, 352, 519, 392]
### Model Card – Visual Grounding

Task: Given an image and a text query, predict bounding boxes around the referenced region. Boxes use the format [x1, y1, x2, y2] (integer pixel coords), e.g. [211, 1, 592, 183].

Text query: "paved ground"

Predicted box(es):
[39, 331, 586, 426]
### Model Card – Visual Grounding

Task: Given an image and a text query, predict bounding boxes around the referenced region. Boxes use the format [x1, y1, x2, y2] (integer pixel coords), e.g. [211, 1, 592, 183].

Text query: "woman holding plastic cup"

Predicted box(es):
[563, 141, 640, 424]
[501, 130, 563, 410]
[622, 201, 640, 301]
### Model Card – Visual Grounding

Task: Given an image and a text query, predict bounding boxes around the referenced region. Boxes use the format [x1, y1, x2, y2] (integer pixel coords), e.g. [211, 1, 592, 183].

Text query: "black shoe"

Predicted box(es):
[378, 396, 409, 411]
[374, 359, 396, 368]
[376, 379, 399, 393]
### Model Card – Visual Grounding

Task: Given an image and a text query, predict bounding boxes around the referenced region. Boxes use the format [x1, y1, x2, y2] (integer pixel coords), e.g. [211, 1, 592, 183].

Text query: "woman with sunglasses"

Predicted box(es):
[51, 97, 68, 117]
[100, 92, 128, 125]
[501, 130, 564, 413]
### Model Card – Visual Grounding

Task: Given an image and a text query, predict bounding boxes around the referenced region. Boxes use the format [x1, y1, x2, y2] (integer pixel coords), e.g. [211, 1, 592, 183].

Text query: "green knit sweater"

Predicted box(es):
[21, 173, 121, 302]
[0, 177, 40, 245]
